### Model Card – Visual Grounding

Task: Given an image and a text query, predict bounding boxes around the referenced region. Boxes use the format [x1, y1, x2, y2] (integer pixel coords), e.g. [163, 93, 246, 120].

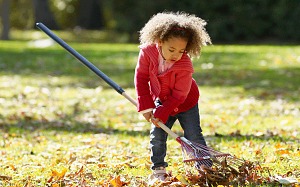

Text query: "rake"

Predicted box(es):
[36, 22, 245, 171]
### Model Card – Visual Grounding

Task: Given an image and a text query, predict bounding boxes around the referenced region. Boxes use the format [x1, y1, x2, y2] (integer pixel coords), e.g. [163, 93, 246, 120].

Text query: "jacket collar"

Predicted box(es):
[140, 44, 194, 73]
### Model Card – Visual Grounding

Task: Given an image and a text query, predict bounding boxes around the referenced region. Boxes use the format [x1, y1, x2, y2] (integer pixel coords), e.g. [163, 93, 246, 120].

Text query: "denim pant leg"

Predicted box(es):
[177, 104, 212, 167]
[150, 116, 177, 170]
[177, 104, 207, 146]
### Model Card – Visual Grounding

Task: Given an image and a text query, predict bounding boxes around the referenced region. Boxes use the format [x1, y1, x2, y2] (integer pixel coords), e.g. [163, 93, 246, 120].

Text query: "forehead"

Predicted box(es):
[163, 37, 187, 49]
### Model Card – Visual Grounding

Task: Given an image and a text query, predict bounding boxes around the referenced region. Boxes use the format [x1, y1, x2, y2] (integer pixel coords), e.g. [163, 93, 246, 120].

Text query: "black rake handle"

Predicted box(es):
[36, 23, 124, 95]
[36, 22, 179, 140]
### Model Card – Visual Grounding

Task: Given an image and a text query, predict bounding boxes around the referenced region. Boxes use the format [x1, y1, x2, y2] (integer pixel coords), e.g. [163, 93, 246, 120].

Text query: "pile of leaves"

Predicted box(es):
[150, 158, 299, 187]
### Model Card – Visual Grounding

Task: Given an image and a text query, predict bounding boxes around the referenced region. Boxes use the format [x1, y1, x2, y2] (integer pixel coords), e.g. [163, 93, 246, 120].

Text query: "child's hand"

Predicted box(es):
[151, 117, 161, 128]
[143, 112, 161, 128]
[142, 111, 152, 122]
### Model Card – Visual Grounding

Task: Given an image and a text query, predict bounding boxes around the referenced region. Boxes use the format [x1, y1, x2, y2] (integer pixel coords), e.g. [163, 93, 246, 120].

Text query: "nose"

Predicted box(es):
[172, 53, 182, 60]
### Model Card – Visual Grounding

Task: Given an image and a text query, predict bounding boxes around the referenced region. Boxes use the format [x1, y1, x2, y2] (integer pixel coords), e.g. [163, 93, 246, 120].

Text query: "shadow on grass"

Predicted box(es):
[1, 115, 299, 146]
[206, 133, 300, 146]
[0, 115, 150, 137]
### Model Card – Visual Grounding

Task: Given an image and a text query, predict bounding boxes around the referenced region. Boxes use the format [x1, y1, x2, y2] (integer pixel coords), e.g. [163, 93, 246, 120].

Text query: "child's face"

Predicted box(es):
[158, 37, 187, 63]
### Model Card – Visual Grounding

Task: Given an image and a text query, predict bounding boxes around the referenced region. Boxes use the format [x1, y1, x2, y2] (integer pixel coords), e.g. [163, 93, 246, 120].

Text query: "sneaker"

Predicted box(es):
[148, 167, 167, 186]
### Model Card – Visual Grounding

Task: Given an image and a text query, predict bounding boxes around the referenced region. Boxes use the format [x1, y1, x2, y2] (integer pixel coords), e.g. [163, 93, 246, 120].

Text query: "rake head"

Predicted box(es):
[176, 137, 245, 170]
[176, 137, 256, 185]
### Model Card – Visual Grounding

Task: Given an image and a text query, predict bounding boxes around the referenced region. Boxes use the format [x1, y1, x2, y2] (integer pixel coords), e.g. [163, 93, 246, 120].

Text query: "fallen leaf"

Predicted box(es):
[176, 174, 190, 185]
[276, 149, 290, 155]
[110, 175, 123, 187]
[109, 175, 130, 187]
[0, 175, 12, 180]
[51, 183, 59, 187]
[51, 167, 67, 180]
[275, 143, 283, 149]
[255, 149, 262, 156]
[98, 163, 107, 168]
[9, 164, 17, 171]
[75, 166, 84, 176]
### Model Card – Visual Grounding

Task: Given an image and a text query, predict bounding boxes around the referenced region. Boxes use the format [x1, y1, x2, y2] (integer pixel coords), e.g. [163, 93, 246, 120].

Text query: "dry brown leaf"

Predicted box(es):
[75, 166, 84, 176]
[47, 176, 53, 183]
[0, 175, 12, 180]
[98, 163, 107, 168]
[9, 164, 17, 171]
[255, 149, 262, 156]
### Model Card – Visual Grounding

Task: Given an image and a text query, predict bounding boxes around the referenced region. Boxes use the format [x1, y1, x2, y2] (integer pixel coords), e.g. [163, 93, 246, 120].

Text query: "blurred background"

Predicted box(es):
[1, 0, 300, 43]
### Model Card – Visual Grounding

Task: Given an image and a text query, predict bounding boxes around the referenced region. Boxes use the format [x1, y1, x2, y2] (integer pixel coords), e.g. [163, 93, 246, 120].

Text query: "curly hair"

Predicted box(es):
[139, 11, 211, 57]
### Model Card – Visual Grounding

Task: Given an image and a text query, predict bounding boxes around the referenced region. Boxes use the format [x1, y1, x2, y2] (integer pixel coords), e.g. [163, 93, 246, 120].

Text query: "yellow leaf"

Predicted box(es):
[110, 175, 125, 187]
[52, 183, 59, 187]
[275, 143, 283, 149]
[276, 150, 290, 155]
[9, 164, 17, 171]
[51, 167, 67, 180]
[52, 170, 58, 177]
[176, 174, 190, 185]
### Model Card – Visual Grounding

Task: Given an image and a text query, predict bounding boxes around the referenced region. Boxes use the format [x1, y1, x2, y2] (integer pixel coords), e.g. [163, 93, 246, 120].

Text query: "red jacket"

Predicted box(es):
[134, 44, 199, 123]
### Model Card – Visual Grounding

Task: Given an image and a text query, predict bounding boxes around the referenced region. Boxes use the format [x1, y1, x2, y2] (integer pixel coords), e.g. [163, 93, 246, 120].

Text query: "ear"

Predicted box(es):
[157, 39, 163, 46]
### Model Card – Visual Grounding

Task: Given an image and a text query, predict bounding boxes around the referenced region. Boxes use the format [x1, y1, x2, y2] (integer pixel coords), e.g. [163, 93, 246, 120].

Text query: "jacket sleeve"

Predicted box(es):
[154, 71, 193, 123]
[134, 49, 155, 111]
[154, 95, 181, 123]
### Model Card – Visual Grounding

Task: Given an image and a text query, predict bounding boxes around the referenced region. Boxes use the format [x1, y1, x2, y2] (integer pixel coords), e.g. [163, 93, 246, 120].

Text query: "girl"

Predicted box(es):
[134, 11, 211, 183]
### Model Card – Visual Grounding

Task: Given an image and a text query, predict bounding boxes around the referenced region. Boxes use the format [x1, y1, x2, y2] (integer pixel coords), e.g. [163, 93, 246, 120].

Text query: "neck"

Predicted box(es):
[158, 46, 166, 60]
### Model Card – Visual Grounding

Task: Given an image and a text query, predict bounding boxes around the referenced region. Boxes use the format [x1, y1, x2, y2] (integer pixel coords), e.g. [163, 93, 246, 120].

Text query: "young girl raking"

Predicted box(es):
[134, 11, 211, 183]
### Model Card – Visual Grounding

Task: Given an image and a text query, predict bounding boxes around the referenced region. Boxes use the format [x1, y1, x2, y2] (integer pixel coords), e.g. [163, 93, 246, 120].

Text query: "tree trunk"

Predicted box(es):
[1, 0, 10, 40]
[32, 0, 59, 29]
[77, 0, 104, 29]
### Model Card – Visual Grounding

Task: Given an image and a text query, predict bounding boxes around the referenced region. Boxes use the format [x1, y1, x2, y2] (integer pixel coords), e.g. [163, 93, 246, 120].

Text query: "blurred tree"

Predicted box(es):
[2, 0, 300, 42]
[33, 0, 59, 29]
[111, 0, 166, 41]
[0, 0, 10, 40]
[50, 0, 79, 29]
[10, 0, 34, 29]
[77, 0, 104, 29]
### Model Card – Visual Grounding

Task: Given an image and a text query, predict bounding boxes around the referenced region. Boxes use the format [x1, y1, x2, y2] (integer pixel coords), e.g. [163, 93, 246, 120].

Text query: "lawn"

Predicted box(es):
[0, 38, 299, 186]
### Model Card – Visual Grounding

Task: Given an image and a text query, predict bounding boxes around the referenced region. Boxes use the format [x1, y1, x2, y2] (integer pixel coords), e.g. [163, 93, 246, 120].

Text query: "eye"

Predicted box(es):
[169, 49, 175, 52]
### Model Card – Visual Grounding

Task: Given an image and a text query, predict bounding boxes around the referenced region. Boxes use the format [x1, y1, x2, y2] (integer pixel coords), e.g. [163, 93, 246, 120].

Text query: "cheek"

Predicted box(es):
[161, 48, 170, 58]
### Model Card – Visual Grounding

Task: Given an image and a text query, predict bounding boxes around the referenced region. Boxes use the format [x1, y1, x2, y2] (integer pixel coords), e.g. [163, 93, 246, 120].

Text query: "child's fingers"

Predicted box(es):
[151, 117, 161, 128]
[143, 112, 151, 122]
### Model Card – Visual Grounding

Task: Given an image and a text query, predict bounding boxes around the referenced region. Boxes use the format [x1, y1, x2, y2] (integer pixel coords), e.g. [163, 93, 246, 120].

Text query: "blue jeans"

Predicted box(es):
[150, 103, 207, 170]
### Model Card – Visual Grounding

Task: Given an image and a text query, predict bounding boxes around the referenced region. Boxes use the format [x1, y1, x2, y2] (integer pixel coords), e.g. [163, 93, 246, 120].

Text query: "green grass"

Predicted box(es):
[0, 39, 299, 186]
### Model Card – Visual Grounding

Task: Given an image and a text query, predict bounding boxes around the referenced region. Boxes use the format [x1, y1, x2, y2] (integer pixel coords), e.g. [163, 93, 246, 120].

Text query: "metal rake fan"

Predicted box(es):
[177, 138, 245, 170]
